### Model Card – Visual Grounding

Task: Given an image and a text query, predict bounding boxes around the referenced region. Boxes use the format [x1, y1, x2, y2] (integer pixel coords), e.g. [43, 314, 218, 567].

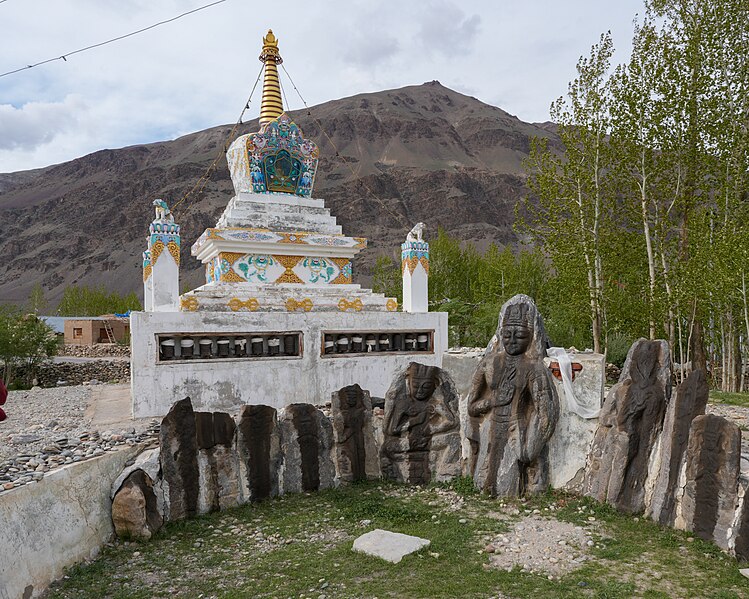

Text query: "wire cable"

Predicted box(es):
[279, 63, 411, 230]
[0, 0, 228, 78]
[171, 62, 264, 215]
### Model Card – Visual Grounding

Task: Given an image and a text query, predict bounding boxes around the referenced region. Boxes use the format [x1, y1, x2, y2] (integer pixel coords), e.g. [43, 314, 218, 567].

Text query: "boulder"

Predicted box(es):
[111, 469, 163, 540]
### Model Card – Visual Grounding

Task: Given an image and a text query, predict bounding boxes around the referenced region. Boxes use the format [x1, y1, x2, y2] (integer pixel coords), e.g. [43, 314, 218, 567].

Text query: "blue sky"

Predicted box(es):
[0, 0, 644, 173]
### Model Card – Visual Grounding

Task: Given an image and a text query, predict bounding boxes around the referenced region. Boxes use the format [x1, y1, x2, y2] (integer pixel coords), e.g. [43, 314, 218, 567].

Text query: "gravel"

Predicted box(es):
[0, 385, 158, 495]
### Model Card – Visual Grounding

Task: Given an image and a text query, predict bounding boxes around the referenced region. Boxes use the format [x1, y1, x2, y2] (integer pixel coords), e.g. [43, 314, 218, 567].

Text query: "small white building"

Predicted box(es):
[130, 31, 447, 418]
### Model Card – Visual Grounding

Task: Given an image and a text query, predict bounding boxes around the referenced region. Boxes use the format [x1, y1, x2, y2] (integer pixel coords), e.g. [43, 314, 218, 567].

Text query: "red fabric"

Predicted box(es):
[0, 378, 6, 406]
[0, 407, 5, 422]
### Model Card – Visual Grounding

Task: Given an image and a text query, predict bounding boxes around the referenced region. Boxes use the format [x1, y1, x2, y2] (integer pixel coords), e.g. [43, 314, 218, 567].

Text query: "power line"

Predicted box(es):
[0, 0, 228, 78]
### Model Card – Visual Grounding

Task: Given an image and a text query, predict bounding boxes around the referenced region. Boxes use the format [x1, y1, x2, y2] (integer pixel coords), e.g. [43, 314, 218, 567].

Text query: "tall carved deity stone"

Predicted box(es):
[467, 295, 559, 497]
[380, 363, 461, 484]
[331, 384, 380, 482]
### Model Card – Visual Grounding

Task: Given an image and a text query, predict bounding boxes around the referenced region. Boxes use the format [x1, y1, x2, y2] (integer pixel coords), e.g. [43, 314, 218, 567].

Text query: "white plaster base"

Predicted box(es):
[0, 447, 139, 599]
[130, 310, 448, 418]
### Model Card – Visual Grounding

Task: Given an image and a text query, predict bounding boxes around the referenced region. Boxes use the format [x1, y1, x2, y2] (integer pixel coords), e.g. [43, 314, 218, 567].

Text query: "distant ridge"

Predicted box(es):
[0, 82, 559, 304]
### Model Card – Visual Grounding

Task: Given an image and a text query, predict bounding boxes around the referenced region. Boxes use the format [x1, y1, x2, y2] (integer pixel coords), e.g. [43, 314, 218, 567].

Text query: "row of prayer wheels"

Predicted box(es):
[159, 334, 300, 361]
[323, 332, 431, 355]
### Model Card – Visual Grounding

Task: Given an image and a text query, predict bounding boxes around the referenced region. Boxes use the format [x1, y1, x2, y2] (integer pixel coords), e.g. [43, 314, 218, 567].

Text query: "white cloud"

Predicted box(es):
[417, 1, 481, 57]
[0, 95, 85, 151]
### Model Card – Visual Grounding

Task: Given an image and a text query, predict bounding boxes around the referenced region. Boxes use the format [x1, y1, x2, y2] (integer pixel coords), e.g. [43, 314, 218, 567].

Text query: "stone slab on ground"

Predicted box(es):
[352, 529, 430, 563]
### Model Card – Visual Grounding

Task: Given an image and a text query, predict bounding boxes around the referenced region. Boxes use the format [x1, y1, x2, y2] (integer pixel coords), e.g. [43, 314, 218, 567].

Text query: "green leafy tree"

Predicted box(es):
[57, 285, 142, 316]
[0, 308, 58, 385]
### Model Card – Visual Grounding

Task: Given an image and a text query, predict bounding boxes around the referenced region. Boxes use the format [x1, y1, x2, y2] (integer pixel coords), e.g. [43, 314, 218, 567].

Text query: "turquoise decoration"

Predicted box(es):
[401, 240, 430, 262]
[247, 113, 319, 197]
[302, 257, 335, 283]
[236, 255, 275, 282]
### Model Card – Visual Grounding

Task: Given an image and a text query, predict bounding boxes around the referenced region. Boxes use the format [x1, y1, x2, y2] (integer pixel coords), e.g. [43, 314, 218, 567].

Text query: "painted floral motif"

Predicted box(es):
[301, 257, 335, 283]
[234, 254, 276, 282]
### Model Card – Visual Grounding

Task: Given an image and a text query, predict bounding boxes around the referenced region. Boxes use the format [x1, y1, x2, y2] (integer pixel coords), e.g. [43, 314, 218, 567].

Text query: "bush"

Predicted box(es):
[0, 307, 59, 386]
[606, 332, 633, 367]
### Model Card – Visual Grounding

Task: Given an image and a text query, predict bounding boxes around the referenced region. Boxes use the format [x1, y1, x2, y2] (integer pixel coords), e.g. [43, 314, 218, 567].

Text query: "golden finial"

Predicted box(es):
[258, 29, 284, 124]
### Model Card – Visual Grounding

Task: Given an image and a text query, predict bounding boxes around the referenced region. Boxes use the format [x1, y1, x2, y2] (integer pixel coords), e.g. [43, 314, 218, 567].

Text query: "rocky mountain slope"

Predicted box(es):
[0, 81, 559, 305]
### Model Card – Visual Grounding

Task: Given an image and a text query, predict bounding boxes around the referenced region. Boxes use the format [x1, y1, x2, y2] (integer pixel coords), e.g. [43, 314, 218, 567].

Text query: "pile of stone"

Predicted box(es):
[59, 344, 131, 358]
[0, 424, 159, 493]
[34, 361, 130, 387]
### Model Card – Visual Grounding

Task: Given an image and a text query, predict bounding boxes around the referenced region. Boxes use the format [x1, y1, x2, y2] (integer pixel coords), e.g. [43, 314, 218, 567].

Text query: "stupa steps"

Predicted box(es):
[217, 212, 342, 235]
[181, 283, 396, 313]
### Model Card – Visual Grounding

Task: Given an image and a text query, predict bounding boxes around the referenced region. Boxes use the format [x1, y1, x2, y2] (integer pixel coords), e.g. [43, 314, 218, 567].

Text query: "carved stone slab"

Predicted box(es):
[331, 384, 380, 482]
[674, 414, 741, 550]
[236, 404, 282, 502]
[466, 295, 559, 496]
[583, 339, 670, 513]
[194, 411, 239, 513]
[380, 363, 461, 485]
[159, 397, 199, 521]
[646, 369, 708, 525]
[352, 529, 431, 563]
[278, 404, 336, 494]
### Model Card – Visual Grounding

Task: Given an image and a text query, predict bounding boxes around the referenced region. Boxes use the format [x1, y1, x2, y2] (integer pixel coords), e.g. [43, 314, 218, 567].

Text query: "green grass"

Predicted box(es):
[710, 390, 749, 408]
[45, 482, 748, 599]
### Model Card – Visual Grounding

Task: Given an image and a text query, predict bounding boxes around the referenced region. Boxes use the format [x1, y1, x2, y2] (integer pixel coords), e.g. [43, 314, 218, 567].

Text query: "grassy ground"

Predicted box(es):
[45, 480, 747, 599]
[710, 391, 749, 408]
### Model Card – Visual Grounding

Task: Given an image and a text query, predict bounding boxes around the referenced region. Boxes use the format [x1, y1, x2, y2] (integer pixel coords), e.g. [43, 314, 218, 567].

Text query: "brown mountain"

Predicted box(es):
[0, 81, 559, 305]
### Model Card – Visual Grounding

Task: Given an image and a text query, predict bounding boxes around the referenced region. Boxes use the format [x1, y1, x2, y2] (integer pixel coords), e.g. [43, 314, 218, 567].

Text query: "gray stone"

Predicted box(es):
[739, 568, 749, 580]
[466, 295, 559, 496]
[352, 529, 430, 563]
[278, 404, 335, 494]
[159, 397, 199, 521]
[236, 405, 282, 502]
[380, 362, 461, 485]
[646, 369, 709, 526]
[331, 384, 380, 483]
[194, 411, 240, 514]
[111, 469, 163, 540]
[111, 448, 161, 498]
[674, 414, 741, 551]
[583, 339, 670, 513]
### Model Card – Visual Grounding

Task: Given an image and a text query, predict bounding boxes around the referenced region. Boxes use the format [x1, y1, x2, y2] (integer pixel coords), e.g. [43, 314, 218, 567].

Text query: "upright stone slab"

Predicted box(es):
[674, 414, 741, 550]
[380, 362, 461, 484]
[732, 478, 749, 560]
[583, 339, 670, 513]
[331, 384, 380, 482]
[236, 404, 282, 502]
[194, 411, 239, 513]
[159, 397, 199, 521]
[279, 404, 335, 494]
[646, 369, 709, 525]
[466, 295, 559, 496]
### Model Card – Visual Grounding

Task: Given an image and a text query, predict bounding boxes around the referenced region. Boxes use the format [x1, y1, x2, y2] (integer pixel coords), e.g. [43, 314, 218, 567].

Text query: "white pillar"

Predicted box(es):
[402, 239, 429, 313]
[147, 217, 180, 312]
[143, 250, 153, 311]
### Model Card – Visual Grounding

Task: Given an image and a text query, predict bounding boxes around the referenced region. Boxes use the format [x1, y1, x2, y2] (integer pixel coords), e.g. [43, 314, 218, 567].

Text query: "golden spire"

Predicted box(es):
[258, 29, 284, 125]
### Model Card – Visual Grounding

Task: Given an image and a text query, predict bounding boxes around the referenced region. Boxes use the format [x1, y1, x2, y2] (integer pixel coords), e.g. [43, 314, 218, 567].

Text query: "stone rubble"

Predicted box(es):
[0, 385, 158, 495]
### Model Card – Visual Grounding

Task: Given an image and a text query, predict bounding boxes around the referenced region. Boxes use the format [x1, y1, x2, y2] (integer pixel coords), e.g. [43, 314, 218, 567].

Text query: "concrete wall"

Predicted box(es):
[0, 447, 139, 599]
[131, 310, 448, 418]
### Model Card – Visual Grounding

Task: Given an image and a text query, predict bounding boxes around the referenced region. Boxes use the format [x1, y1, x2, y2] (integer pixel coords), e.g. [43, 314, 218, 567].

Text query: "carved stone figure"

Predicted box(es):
[331, 384, 379, 482]
[583, 339, 670, 513]
[675, 414, 741, 550]
[194, 411, 239, 513]
[380, 362, 461, 484]
[278, 404, 335, 494]
[466, 295, 559, 497]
